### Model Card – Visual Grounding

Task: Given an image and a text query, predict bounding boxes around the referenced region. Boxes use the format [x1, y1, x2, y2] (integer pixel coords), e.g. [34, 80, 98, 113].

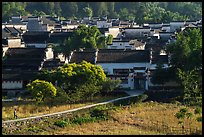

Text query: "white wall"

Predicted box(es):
[2, 81, 23, 89]
[124, 28, 150, 37]
[105, 27, 120, 38]
[45, 47, 54, 60]
[26, 43, 47, 48]
[8, 39, 21, 48]
[2, 46, 9, 57]
[97, 63, 150, 75]
[67, 24, 79, 29]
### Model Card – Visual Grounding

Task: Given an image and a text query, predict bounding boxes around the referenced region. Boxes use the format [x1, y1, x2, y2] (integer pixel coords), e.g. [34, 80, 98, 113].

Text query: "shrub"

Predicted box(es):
[101, 78, 121, 94]
[54, 120, 69, 128]
[26, 79, 57, 103]
[90, 105, 109, 120]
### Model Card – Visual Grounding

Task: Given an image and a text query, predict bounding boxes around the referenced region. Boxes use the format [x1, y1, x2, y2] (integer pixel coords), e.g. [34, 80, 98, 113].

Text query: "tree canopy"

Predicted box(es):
[167, 28, 202, 71]
[2, 2, 202, 23]
[26, 79, 57, 102]
[37, 61, 107, 102]
[167, 28, 202, 105]
[67, 25, 106, 52]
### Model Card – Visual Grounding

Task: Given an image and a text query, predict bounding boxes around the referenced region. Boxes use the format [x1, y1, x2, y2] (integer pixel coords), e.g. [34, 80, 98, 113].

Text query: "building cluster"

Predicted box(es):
[2, 15, 202, 97]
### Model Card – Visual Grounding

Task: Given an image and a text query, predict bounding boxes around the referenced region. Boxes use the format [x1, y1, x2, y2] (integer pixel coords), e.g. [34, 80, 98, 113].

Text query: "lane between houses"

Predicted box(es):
[2, 92, 143, 124]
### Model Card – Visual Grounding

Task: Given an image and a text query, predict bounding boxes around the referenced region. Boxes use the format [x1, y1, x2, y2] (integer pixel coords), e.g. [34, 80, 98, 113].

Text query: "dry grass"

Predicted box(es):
[2, 95, 124, 121]
[111, 102, 202, 131]
[3, 101, 202, 135]
[34, 120, 163, 135]
[50, 102, 202, 135]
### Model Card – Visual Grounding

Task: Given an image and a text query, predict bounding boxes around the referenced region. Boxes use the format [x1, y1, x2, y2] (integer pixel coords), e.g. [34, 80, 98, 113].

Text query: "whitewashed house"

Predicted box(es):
[69, 49, 151, 90]
[2, 47, 56, 94]
[123, 26, 151, 39]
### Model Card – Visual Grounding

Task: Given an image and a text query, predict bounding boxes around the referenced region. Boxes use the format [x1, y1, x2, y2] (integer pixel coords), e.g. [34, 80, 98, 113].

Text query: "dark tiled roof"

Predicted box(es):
[2, 28, 20, 39]
[27, 20, 43, 31]
[2, 71, 39, 81]
[97, 49, 150, 63]
[152, 55, 168, 64]
[69, 50, 96, 64]
[47, 32, 73, 43]
[3, 48, 46, 71]
[42, 59, 64, 70]
[22, 31, 50, 43]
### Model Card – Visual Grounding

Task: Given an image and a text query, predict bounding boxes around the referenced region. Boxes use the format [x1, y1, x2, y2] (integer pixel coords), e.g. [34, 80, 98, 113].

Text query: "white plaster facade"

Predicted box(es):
[97, 62, 150, 90]
[105, 27, 120, 38]
[26, 43, 47, 48]
[45, 47, 54, 60]
[7, 38, 22, 48]
[2, 81, 23, 89]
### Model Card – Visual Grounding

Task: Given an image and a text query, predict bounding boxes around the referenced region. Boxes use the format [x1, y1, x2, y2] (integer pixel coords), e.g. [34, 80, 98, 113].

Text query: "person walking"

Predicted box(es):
[14, 108, 18, 119]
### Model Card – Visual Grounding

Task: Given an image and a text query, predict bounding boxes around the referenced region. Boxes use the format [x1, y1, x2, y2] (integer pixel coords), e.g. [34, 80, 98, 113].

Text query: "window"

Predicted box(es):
[113, 69, 129, 76]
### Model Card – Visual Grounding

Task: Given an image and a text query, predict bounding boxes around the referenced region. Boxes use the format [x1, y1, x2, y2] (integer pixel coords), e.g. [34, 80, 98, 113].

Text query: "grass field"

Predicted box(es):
[3, 101, 202, 135]
[2, 94, 126, 121]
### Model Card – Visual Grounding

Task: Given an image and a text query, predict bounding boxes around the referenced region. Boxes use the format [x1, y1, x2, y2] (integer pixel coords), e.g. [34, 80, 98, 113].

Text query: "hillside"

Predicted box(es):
[2, 2, 202, 23]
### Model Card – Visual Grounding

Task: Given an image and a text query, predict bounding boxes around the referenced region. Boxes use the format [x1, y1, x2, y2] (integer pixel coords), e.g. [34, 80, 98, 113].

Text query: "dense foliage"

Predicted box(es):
[37, 61, 107, 102]
[167, 28, 202, 105]
[2, 2, 202, 23]
[68, 25, 106, 51]
[26, 79, 57, 102]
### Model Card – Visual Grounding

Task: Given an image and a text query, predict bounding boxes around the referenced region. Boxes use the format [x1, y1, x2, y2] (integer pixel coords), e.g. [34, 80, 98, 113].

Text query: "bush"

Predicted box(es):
[54, 120, 69, 128]
[136, 94, 148, 103]
[90, 105, 110, 120]
[101, 78, 121, 94]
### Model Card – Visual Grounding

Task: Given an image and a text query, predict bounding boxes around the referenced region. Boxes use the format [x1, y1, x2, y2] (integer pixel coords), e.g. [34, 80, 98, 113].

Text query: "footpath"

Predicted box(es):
[2, 91, 144, 125]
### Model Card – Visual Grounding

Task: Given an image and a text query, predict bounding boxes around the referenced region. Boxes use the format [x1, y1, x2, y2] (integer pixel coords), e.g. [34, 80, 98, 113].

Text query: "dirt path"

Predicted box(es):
[2, 93, 142, 124]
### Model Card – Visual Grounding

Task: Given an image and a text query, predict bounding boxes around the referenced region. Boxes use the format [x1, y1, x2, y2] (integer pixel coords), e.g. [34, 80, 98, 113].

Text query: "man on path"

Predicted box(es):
[14, 108, 18, 119]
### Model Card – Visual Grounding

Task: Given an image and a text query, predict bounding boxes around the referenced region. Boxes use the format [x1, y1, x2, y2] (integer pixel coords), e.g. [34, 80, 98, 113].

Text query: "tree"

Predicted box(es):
[177, 68, 202, 106]
[150, 64, 171, 90]
[26, 79, 57, 103]
[37, 61, 107, 102]
[119, 8, 135, 21]
[167, 28, 202, 71]
[101, 78, 121, 94]
[167, 28, 202, 105]
[83, 6, 92, 18]
[106, 34, 113, 45]
[68, 25, 106, 52]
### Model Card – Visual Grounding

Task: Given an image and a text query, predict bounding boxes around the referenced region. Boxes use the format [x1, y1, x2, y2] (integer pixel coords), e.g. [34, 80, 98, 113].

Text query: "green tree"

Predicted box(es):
[68, 25, 106, 51]
[37, 61, 107, 102]
[101, 78, 121, 94]
[167, 28, 202, 71]
[26, 79, 57, 103]
[150, 64, 171, 90]
[83, 6, 92, 18]
[119, 8, 135, 21]
[178, 69, 202, 106]
[106, 34, 113, 45]
[167, 28, 202, 105]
